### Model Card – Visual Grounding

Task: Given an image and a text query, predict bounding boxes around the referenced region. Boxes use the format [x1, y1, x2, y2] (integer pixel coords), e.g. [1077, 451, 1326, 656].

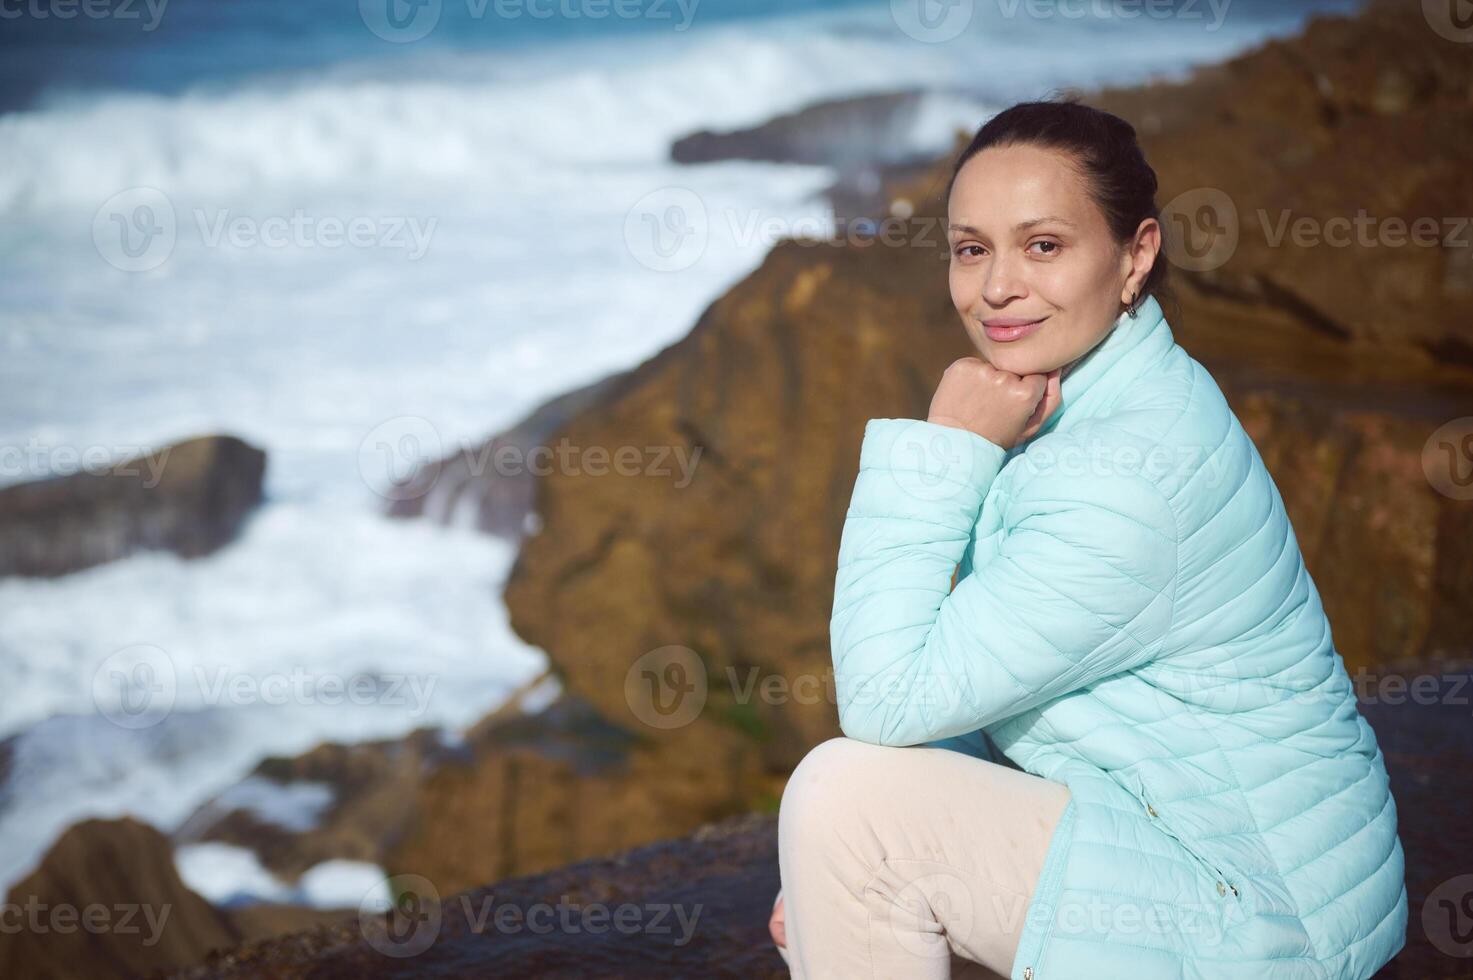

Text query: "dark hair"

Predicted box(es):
[946, 97, 1169, 311]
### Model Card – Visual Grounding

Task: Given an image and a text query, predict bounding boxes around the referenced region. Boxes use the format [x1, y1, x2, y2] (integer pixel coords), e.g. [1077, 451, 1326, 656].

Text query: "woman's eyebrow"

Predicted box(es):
[948, 216, 1077, 236]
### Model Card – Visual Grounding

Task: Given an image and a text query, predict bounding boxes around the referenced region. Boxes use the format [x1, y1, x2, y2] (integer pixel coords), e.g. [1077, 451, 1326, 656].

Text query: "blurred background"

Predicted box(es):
[1, 0, 1470, 976]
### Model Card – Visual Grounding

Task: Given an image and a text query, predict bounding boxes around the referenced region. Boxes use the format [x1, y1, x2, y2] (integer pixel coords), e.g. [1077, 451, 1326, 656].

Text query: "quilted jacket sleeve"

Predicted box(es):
[830, 417, 1179, 746]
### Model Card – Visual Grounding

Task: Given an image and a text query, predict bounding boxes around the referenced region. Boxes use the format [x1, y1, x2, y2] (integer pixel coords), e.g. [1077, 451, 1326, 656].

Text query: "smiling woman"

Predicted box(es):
[774, 99, 1407, 980]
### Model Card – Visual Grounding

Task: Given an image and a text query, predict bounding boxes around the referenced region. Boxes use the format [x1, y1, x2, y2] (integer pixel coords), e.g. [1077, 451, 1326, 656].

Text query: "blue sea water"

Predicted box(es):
[0, 0, 1362, 904]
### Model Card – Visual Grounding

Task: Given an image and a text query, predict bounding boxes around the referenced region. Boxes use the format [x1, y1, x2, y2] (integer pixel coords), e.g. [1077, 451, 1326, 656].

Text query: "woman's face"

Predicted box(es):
[946, 142, 1158, 377]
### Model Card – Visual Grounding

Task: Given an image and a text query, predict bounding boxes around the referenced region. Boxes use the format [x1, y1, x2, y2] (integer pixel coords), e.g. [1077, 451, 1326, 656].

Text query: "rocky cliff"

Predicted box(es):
[504, 0, 1473, 763]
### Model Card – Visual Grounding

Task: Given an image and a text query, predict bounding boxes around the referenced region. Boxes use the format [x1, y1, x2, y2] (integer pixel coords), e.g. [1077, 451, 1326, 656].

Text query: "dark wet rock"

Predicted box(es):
[670, 89, 932, 169]
[171, 658, 1473, 977]
[670, 88, 968, 235]
[172, 810, 784, 980]
[0, 435, 265, 578]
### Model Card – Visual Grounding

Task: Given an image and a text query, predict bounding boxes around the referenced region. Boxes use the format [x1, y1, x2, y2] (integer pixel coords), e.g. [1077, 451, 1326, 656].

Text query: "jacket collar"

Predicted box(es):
[1021, 293, 1175, 444]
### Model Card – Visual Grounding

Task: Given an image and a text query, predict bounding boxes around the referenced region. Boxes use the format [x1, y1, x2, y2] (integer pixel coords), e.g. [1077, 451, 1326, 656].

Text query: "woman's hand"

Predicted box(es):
[926, 358, 1062, 449]
[769, 891, 787, 949]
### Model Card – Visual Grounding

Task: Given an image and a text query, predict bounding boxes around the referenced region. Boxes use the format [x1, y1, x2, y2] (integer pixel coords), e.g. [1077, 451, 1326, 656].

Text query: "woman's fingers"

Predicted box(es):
[770, 892, 787, 948]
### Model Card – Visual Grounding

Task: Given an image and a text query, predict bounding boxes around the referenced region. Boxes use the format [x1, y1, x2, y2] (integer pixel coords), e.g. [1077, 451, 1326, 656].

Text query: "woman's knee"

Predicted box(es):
[779, 736, 899, 839]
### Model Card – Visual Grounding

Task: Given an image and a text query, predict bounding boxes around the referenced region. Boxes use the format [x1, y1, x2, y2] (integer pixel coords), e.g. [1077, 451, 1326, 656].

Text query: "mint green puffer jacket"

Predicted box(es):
[829, 294, 1407, 979]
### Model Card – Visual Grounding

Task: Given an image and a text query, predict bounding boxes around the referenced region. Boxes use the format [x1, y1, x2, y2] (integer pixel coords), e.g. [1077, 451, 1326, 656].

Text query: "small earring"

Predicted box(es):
[1126, 291, 1140, 319]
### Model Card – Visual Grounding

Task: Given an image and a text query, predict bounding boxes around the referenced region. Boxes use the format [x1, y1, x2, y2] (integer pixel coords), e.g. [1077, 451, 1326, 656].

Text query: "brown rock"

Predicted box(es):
[0, 817, 238, 979]
[1084, 0, 1473, 357]
[0, 435, 265, 578]
[503, 231, 969, 759]
[670, 89, 931, 168]
[175, 672, 773, 904]
[174, 726, 455, 883]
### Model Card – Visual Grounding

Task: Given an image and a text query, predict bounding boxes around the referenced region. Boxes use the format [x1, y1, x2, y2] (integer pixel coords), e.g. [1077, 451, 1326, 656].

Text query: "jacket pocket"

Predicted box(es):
[1129, 778, 1252, 913]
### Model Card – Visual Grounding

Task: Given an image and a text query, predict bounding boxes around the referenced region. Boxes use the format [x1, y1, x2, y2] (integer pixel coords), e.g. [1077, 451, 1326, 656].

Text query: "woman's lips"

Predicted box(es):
[982, 316, 1046, 343]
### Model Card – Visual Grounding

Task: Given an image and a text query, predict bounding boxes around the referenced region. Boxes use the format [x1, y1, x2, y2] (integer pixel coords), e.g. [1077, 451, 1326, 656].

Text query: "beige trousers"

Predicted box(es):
[774, 736, 1072, 979]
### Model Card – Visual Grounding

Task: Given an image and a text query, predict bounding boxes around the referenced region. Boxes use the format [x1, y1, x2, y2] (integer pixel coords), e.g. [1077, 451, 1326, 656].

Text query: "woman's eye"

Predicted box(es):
[1029, 240, 1062, 255]
[954, 244, 985, 258]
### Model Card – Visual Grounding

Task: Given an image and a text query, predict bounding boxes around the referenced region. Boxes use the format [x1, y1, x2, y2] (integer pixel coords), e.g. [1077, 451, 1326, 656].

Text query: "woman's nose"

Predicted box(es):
[982, 255, 1027, 306]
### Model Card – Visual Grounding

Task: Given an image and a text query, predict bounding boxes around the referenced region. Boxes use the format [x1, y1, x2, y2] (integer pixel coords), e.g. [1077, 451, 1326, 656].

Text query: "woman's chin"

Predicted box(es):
[980, 349, 1052, 378]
